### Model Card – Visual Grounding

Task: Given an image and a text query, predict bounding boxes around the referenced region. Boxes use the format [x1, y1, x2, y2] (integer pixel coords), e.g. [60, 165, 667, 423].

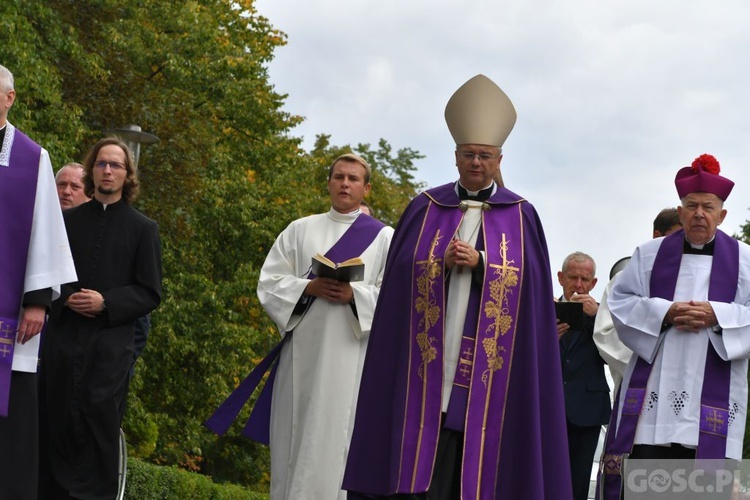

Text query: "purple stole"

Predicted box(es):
[597, 229, 739, 500]
[205, 213, 385, 444]
[397, 199, 525, 499]
[0, 129, 41, 417]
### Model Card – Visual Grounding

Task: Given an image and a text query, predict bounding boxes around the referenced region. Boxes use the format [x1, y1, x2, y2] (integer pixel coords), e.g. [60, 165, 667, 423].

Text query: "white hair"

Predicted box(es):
[0, 65, 14, 93]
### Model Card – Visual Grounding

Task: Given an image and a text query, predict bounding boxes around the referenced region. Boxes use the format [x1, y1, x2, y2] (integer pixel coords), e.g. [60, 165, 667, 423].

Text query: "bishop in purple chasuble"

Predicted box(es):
[343, 183, 572, 499]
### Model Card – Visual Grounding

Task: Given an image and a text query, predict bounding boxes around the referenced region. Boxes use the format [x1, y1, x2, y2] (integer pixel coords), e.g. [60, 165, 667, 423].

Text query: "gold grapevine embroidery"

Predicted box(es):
[481, 233, 519, 386]
[414, 230, 443, 379]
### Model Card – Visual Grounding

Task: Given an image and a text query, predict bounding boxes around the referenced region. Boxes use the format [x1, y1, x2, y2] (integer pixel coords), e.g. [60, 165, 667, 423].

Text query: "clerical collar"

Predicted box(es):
[328, 207, 359, 222]
[92, 197, 124, 210]
[456, 182, 494, 201]
[683, 237, 715, 256]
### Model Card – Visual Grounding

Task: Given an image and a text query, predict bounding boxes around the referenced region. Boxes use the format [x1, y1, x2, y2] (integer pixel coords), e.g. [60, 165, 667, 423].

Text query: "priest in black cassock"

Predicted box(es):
[38, 137, 162, 500]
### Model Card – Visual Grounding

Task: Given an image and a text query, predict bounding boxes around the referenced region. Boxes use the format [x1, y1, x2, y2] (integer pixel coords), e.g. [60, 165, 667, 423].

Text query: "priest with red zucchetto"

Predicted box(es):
[597, 154, 750, 499]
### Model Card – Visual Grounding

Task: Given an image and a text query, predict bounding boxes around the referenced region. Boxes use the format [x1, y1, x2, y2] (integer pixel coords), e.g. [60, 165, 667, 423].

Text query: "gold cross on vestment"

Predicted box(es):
[0, 322, 14, 339]
[705, 409, 725, 433]
[487, 233, 519, 276]
[416, 230, 443, 268]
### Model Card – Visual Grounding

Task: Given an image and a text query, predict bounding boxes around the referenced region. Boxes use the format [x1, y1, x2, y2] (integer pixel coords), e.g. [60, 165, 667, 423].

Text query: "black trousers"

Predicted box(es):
[348, 424, 463, 500]
[567, 421, 601, 500]
[629, 443, 696, 460]
[0, 372, 38, 500]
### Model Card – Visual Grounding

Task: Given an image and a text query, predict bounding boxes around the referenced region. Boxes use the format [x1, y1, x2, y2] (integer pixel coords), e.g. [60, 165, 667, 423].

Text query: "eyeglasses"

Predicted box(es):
[459, 152, 500, 162]
[94, 160, 126, 171]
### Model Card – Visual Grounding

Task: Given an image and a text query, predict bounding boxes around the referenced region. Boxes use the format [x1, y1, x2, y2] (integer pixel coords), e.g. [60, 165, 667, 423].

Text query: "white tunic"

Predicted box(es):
[0, 123, 77, 373]
[257, 209, 393, 500]
[442, 199, 483, 410]
[609, 236, 750, 459]
[593, 272, 633, 391]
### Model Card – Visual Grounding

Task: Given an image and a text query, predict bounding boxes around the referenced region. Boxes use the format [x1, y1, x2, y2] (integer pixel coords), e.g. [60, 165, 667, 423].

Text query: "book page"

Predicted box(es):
[313, 253, 336, 268]
[339, 257, 363, 267]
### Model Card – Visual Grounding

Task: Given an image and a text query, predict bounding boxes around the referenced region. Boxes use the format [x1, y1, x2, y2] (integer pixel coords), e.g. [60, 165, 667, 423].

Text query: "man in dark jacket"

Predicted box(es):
[557, 251, 611, 500]
[39, 137, 162, 500]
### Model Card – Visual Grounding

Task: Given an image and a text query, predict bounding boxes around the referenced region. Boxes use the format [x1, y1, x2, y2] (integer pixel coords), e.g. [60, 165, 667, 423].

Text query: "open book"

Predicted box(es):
[311, 253, 365, 282]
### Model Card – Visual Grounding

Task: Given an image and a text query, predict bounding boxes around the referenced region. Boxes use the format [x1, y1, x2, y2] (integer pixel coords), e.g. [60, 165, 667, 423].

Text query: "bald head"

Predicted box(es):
[56, 163, 90, 209]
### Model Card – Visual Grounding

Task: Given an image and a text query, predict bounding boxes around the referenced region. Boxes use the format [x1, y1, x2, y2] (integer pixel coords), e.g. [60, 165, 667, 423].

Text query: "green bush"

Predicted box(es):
[125, 457, 269, 499]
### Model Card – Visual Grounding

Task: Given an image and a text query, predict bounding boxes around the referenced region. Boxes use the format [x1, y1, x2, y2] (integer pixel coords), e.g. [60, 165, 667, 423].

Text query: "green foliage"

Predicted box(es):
[125, 457, 269, 499]
[0, 1, 86, 164]
[735, 219, 750, 246]
[3, 0, 424, 490]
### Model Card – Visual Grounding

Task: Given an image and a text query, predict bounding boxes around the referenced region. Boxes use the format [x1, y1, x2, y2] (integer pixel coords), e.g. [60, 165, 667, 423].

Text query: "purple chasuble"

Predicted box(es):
[205, 213, 386, 444]
[344, 183, 572, 500]
[0, 129, 40, 417]
[597, 229, 739, 500]
[398, 198, 525, 498]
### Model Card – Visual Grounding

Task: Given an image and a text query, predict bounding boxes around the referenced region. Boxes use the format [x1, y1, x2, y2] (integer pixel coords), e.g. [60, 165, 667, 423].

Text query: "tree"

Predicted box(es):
[2, 0, 424, 489]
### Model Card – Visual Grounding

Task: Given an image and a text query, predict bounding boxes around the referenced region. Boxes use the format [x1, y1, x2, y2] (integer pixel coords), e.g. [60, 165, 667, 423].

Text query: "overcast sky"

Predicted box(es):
[255, 0, 750, 299]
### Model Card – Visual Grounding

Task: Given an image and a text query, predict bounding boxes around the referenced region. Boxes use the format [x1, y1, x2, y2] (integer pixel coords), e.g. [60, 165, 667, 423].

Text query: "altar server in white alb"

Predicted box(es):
[257, 153, 393, 499]
[598, 153, 750, 498]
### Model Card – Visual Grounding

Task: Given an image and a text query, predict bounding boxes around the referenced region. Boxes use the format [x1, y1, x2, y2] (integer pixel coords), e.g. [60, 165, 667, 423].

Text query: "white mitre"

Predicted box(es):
[444, 74, 517, 147]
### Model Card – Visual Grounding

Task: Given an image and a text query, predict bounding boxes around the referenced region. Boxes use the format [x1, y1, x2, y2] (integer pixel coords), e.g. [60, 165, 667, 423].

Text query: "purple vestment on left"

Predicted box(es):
[0, 130, 40, 416]
[343, 182, 572, 499]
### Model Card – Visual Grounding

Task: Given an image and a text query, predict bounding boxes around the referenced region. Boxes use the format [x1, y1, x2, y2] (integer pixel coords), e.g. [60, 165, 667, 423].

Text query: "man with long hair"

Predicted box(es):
[39, 137, 162, 499]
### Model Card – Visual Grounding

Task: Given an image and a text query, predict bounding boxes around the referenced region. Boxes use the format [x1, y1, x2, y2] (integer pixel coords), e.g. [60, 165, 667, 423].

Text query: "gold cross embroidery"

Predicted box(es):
[0, 322, 14, 339]
[488, 234, 520, 279]
[481, 233, 520, 385]
[705, 409, 725, 433]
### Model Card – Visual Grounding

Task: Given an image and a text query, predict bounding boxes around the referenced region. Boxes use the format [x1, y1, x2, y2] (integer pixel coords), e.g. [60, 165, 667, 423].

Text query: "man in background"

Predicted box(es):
[0, 63, 76, 500]
[39, 137, 162, 499]
[55, 162, 90, 209]
[52, 158, 150, 413]
[556, 251, 610, 500]
[359, 199, 373, 217]
[651, 207, 682, 239]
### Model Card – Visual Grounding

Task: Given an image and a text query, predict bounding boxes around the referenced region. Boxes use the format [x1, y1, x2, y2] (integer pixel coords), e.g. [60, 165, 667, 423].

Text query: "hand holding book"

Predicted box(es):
[311, 254, 365, 282]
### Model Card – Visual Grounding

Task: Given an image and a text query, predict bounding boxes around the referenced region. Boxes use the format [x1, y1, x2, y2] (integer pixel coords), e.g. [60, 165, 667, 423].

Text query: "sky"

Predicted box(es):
[254, 0, 750, 300]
